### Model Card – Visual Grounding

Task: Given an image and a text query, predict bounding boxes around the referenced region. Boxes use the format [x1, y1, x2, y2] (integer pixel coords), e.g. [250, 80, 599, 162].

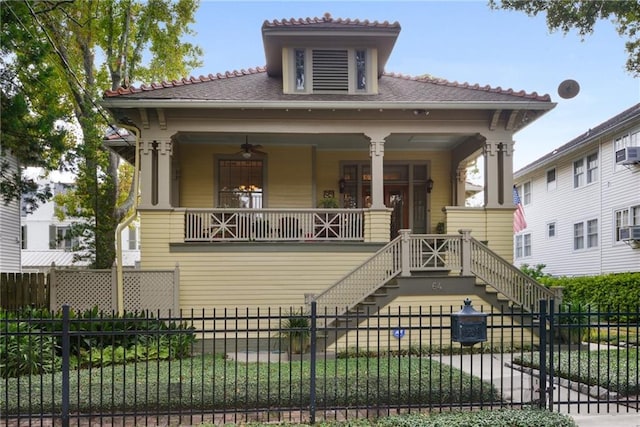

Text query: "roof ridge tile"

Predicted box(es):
[383, 72, 550, 101]
[103, 66, 267, 97]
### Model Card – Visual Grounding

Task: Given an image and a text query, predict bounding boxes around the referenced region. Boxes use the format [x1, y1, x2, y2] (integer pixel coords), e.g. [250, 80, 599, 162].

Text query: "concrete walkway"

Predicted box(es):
[432, 353, 639, 427]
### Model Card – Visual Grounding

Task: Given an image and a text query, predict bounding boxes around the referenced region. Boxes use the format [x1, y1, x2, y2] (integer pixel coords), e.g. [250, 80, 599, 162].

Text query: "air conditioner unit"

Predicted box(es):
[615, 146, 640, 165]
[619, 225, 640, 241]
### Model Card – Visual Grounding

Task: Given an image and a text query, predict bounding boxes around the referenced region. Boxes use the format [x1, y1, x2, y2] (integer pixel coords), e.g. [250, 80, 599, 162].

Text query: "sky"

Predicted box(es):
[186, 0, 640, 171]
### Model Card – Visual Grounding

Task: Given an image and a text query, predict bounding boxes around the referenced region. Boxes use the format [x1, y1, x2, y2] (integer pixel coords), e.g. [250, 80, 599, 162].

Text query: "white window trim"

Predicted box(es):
[573, 218, 598, 251]
[516, 181, 531, 206]
[614, 128, 639, 172]
[284, 47, 376, 95]
[573, 152, 599, 189]
[515, 232, 532, 259]
[613, 204, 640, 243]
[546, 167, 557, 191]
[546, 221, 557, 239]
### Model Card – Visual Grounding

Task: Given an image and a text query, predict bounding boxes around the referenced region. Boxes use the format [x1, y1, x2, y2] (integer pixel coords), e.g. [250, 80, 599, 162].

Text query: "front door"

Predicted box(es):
[385, 185, 409, 238]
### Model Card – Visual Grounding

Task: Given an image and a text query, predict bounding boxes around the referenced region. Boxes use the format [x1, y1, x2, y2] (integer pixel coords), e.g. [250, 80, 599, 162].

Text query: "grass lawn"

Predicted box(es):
[3, 355, 501, 415]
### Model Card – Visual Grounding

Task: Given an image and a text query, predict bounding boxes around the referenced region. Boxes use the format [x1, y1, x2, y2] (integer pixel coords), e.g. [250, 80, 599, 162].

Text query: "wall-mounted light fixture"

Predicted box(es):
[339, 178, 346, 193]
[427, 178, 434, 194]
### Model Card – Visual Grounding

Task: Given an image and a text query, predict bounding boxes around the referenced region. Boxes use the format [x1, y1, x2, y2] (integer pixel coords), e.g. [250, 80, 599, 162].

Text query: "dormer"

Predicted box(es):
[261, 13, 401, 95]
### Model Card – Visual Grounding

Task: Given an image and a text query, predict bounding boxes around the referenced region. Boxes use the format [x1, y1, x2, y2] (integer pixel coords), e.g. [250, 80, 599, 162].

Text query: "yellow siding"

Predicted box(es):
[445, 207, 488, 242]
[267, 146, 313, 207]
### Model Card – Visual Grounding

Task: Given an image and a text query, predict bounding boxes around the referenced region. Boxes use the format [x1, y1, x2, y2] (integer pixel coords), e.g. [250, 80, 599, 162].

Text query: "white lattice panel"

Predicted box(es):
[51, 270, 113, 312]
[50, 268, 177, 314]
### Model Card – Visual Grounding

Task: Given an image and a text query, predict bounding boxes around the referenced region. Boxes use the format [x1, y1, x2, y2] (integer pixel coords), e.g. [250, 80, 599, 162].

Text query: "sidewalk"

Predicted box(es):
[431, 353, 639, 427]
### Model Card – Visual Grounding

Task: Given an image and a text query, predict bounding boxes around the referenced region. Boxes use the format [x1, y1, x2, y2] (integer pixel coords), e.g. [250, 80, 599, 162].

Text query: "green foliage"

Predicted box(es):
[0, 321, 61, 378]
[0, 307, 195, 377]
[541, 272, 640, 317]
[520, 263, 550, 280]
[2, 355, 500, 415]
[279, 308, 311, 354]
[376, 409, 576, 427]
[515, 348, 639, 397]
[2, 0, 202, 268]
[489, 0, 640, 76]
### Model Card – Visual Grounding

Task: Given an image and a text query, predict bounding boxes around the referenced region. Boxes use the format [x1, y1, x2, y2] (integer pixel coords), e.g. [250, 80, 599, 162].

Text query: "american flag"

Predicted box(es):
[513, 186, 527, 233]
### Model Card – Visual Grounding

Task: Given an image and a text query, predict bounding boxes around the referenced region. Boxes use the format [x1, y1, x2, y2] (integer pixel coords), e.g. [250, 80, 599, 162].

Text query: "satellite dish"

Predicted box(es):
[557, 79, 580, 99]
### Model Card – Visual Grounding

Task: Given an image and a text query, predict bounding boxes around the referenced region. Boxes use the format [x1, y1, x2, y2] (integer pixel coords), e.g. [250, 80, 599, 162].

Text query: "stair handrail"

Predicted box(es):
[310, 235, 403, 326]
[469, 237, 558, 311]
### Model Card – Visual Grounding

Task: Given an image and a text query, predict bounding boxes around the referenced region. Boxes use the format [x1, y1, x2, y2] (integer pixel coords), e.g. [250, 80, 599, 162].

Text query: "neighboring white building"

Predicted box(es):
[513, 103, 640, 276]
[0, 152, 22, 272]
[21, 179, 140, 272]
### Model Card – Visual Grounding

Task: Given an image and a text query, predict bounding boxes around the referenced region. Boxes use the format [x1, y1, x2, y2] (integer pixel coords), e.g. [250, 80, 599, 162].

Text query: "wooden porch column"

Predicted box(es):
[483, 140, 500, 208]
[499, 140, 515, 206]
[139, 139, 173, 209]
[459, 228, 472, 276]
[366, 133, 388, 209]
[455, 166, 467, 206]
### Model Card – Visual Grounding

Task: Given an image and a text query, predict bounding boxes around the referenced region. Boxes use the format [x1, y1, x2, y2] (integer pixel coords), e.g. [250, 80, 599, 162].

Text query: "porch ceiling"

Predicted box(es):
[174, 131, 470, 151]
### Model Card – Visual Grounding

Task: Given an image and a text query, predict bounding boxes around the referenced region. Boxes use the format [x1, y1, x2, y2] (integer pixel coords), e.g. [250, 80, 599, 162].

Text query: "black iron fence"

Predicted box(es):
[1, 301, 638, 426]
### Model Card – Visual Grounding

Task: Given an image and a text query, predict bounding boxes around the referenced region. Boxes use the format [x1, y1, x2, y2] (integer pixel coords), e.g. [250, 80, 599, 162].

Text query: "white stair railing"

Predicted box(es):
[311, 235, 403, 326]
[468, 236, 557, 311]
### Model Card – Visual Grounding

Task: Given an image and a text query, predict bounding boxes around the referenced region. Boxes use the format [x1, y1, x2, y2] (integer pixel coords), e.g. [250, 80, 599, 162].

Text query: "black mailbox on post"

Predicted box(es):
[451, 298, 488, 346]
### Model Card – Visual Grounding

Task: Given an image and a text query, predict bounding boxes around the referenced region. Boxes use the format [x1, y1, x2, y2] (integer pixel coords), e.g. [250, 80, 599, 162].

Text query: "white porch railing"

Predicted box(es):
[184, 209, 364, 242]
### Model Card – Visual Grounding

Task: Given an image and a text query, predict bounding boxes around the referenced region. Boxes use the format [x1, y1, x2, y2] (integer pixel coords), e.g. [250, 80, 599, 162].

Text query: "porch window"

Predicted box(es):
[218, 159, 263, 208]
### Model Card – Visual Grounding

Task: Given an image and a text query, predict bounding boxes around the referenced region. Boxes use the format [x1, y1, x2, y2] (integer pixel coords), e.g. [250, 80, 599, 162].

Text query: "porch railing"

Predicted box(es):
[184, 209, 364, 242]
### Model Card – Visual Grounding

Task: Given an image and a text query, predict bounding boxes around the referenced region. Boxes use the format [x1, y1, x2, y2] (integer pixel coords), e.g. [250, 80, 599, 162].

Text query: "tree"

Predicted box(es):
[3, 0, 202, 268]
[0, 1, 71, 213]
[489, 0, 640, 76]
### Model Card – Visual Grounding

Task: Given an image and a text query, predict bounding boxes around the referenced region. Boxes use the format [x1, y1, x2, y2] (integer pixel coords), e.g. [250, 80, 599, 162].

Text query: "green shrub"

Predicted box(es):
[375, 409, 576, 426]
[1, 307, 196, 375]
[541, 272, 640, 319]
[0, 321, 61, 378]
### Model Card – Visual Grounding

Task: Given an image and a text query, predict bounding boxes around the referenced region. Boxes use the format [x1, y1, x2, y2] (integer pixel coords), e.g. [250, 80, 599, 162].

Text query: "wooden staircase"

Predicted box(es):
[308, 231, 557, 347]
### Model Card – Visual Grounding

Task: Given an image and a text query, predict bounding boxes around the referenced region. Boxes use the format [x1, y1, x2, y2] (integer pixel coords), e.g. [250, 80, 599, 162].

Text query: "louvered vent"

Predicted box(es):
[312, 50, 348, 92]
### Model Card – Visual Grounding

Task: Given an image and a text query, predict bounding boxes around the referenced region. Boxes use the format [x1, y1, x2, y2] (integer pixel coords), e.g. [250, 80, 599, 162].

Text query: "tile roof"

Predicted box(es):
[515, 103, 640, 177]
[261, 12, 401, 30]
[103, 68, 551, 103]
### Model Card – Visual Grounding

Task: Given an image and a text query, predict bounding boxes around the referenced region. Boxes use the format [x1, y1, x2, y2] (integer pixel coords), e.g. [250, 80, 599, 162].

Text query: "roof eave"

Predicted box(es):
[514, 112, 639, 179]
[101, 99, 556, 111]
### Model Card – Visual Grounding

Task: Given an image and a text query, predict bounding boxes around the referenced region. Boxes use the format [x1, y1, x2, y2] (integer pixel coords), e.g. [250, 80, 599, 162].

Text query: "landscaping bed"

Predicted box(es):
[513, 348, 639, 396]
[2, 355, 501, 415]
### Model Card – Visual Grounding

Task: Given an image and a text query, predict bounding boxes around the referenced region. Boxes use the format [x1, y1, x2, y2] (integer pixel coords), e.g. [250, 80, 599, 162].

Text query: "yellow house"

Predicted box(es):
[101, 14, 558, 328]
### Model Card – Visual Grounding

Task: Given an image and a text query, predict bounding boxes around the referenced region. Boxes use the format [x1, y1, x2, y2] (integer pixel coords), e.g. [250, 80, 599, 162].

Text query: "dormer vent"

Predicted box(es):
[312, 50, 348, 92]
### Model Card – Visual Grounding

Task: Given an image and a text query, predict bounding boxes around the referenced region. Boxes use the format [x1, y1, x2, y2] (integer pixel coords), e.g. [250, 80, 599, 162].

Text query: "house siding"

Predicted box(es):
[0, 153, 21, 272]
[140, 210, 377, 309]
[514, 127, 640, 276]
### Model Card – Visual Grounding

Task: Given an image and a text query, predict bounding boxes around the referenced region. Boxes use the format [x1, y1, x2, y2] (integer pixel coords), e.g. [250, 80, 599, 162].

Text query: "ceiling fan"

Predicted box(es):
[236, 138, 265, 159]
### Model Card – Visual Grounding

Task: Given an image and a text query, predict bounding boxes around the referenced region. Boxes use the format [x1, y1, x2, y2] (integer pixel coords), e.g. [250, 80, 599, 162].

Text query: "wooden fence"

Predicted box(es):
[0, 272, 49, 310]
[1, 267, 179, 313]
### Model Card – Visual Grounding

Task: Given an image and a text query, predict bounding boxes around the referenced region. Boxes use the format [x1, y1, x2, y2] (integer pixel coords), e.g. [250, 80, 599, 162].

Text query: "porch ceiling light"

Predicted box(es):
[242, 151, 252, 159]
